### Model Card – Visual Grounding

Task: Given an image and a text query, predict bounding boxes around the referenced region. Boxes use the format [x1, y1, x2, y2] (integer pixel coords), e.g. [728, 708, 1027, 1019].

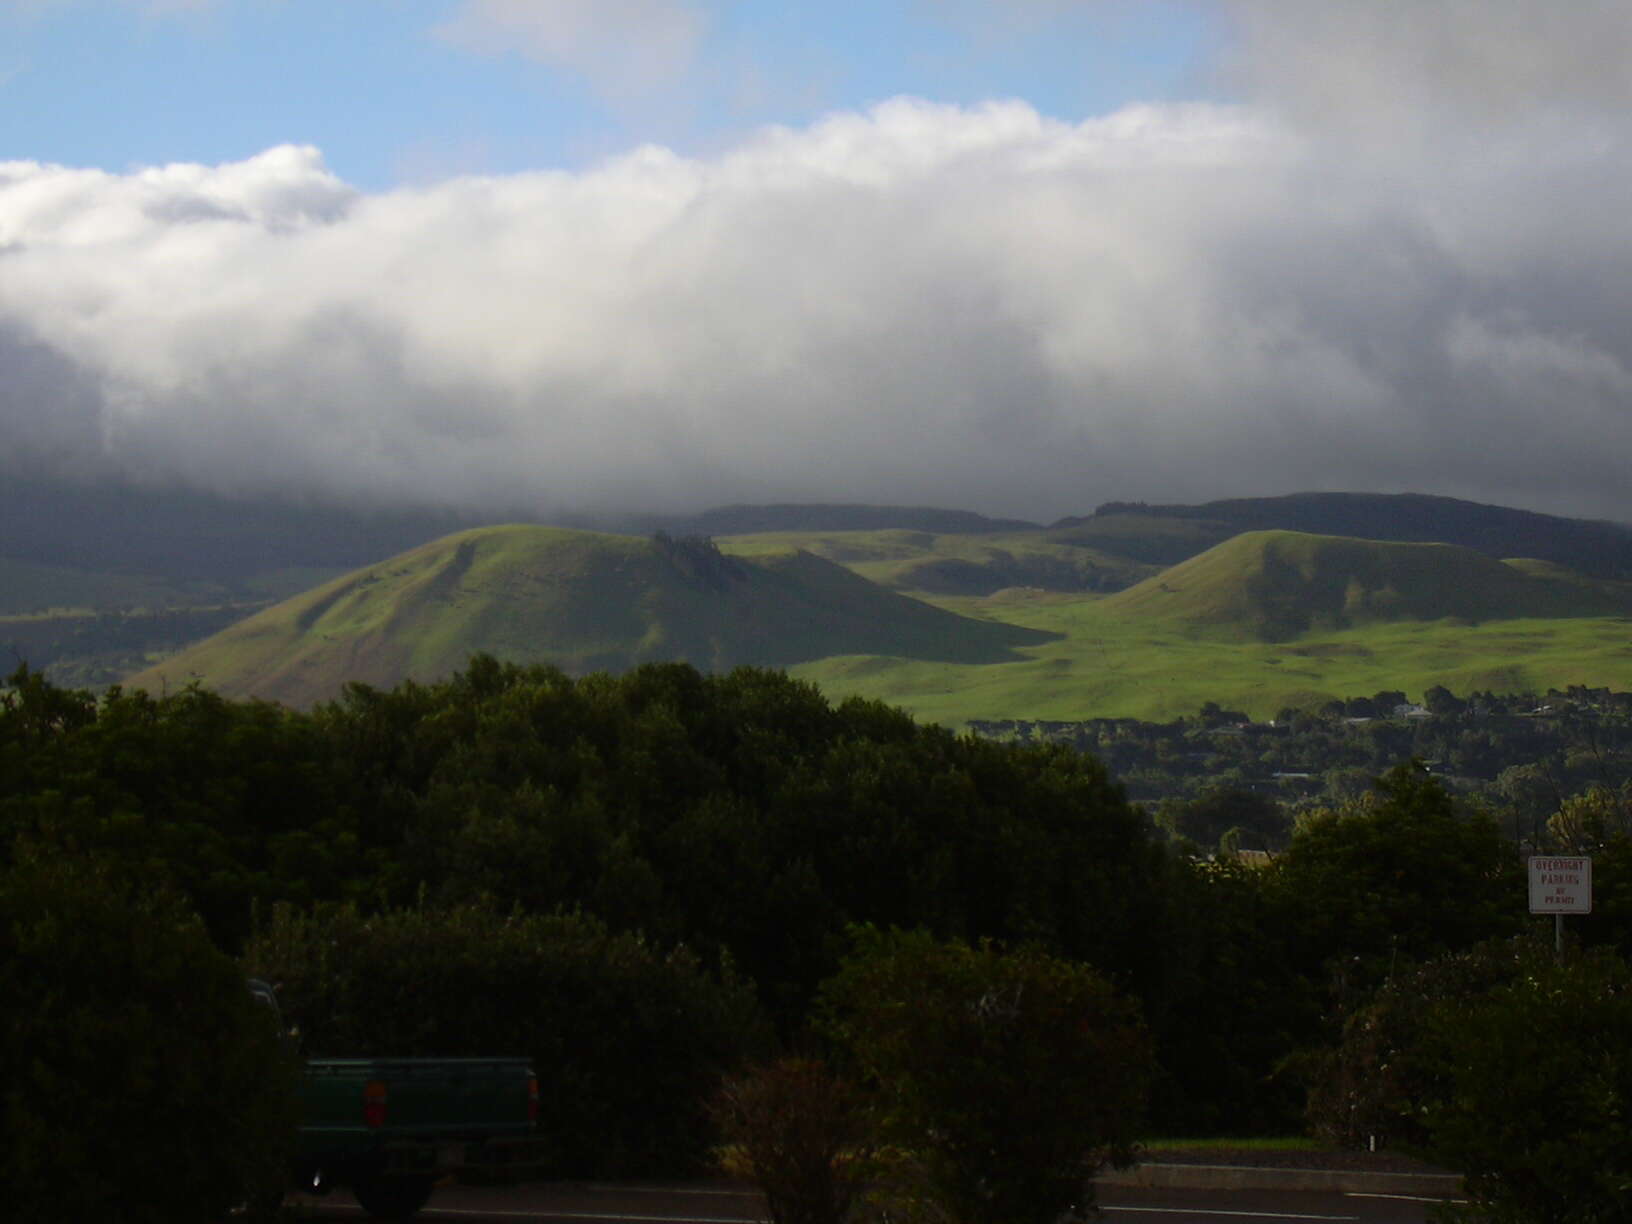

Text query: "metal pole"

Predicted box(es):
[1556, 913, 1564, 962]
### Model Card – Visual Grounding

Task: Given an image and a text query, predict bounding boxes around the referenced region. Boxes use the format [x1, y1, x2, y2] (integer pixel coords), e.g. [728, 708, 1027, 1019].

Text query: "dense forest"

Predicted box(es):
[973, 684, 1632, 853]
[5, 657, 1632, 1220]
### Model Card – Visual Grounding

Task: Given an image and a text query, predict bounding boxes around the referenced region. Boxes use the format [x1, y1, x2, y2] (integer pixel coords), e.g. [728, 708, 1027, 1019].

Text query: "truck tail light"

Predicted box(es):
[363, 1080, 388, 1129]
[527, 1075, 539, 1125]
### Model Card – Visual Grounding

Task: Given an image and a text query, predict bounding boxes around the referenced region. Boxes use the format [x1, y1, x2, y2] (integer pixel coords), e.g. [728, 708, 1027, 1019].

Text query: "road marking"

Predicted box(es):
[578, 1186, 762, 1198]
[1106, 1209, 1358, 1221]
[1347, 1193, 1468, 1204]
[422, 1212, 756, 1223]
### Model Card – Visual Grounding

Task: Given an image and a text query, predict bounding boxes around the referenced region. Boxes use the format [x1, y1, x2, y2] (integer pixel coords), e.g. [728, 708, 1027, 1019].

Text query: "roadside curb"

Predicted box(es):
[1098, 1161, 1464, 1198]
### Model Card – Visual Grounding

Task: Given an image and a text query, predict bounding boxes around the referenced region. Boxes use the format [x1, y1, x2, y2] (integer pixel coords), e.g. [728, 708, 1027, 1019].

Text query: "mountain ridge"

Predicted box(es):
[1070, 492, 1632, 579]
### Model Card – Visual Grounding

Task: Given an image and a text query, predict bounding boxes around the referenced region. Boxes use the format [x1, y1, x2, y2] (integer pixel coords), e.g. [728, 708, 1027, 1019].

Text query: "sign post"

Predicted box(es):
[1528, 855, 1592, 959]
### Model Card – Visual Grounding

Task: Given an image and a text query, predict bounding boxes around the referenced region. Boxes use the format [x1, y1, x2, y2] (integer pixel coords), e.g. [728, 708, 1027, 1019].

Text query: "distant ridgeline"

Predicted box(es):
[1078, 493, 1632, 580]
[644, 503, 1042, 536]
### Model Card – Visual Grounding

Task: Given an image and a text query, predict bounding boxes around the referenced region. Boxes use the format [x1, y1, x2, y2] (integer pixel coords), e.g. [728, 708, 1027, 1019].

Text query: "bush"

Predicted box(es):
[245, 902, 771, 1177]
[711, 1057, 875, 1224]
[819, 927, 1151, 1224]
[1421, 944, 1632, 1223]
[0, 845, 296, 1224]
[1309, 936, 1632, 1223]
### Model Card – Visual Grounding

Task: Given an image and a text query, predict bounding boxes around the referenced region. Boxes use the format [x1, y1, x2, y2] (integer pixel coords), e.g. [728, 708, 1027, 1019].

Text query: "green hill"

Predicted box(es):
[1098, 531, 1632, 642]
[124, 526, 1053, 706]
[782, 534, 1632, 725]
[1069, 492, 1632, 579]
[720, 528, 1158, 595]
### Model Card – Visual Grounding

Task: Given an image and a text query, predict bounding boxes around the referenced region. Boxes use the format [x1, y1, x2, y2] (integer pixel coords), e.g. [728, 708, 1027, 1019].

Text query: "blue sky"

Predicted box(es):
[2, 0, 1216, 186]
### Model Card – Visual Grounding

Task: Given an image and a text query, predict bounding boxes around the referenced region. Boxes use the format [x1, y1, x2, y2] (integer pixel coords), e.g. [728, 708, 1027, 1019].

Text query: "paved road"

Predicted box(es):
[284, 1178, 1456, 1224]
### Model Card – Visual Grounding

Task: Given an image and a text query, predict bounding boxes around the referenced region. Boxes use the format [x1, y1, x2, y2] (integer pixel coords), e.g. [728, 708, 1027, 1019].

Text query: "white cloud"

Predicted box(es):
[2, 88, 1630, 523]
[437, 0, 708, 98]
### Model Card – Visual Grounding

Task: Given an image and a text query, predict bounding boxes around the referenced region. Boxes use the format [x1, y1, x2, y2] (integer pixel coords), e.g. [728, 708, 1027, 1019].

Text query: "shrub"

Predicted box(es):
[819, 927, 1151, 1224]
[1421, 944, 1632, 1223]
[1309, 936, 1632, 1223]
[0, 844, 296, 1224]
[712, 1057, 875, 1224]
[1304, 937, 1545, 1152]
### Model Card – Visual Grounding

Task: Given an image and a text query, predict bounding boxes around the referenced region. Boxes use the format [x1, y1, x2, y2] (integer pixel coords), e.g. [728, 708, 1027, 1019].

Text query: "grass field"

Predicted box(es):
[792, 587, 1632, 725]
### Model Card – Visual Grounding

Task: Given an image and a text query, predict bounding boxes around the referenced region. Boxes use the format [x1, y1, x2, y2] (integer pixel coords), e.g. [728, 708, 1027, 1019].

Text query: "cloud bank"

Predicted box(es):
[3, 3, 1631, 522]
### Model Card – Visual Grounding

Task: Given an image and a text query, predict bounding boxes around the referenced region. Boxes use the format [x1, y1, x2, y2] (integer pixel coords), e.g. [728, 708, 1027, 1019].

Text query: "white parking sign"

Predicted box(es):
[1528, 856, 1592, 914]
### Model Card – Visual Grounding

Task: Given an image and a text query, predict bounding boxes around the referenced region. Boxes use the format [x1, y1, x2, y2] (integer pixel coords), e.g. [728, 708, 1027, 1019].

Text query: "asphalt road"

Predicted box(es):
[284, 1178, 1455, 1224]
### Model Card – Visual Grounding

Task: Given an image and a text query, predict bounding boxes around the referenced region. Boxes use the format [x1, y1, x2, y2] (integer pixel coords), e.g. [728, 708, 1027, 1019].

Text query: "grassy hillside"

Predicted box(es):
[719, 528, 1158, 595]
[106, 515, 1632, 724]
[784, 532, 1632, 725]
[1072, 491, 1632, 579]
[1098, 531, 1632, 641]
[124, 526, 1052, 706]
[792, 595, 1632, 725]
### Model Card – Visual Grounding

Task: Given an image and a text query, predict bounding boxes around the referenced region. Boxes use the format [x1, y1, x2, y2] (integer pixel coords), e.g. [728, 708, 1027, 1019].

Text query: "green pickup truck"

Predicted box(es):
[249, 979, 544, 1220]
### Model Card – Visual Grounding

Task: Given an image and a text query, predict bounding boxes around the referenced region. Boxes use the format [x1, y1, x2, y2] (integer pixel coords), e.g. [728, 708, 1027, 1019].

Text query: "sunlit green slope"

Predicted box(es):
[123, 526, 1051, 706]
[788, 533, 1632, 725]
[1099, 531, 1632, 641]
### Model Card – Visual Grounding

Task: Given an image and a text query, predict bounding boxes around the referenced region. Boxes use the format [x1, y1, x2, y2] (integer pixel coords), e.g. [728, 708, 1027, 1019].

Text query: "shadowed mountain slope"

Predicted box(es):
[124, 526, 1054, 706]
[720, 528, 1158, 595]
[1099, 530, 1632, 641]
[1068, 492, 1632, 579]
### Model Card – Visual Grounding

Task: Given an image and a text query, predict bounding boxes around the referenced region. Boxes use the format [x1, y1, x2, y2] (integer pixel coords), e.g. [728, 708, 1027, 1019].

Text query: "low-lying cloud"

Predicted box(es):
[3, 61, 1631, 521]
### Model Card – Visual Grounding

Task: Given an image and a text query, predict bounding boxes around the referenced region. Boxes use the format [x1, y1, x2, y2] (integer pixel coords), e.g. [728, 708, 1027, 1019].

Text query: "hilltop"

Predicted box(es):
[1098, 531, 1632, 641]
[1070, 492, 1632, 579]
[124, 525, 1051, 706]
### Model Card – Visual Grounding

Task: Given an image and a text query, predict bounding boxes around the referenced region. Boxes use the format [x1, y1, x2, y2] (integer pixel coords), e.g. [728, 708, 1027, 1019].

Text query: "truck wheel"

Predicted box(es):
[351, 1172, 436, 1220]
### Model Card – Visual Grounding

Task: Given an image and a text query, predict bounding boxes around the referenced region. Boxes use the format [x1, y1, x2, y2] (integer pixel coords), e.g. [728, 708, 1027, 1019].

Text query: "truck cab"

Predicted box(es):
[250, 979, 542, 1220]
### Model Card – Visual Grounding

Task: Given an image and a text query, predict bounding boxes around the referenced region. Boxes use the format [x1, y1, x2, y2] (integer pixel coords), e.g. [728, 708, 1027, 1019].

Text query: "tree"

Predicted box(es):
[1306, 936, 1542, 1152]
[1157, 785, 1289, 853]
[1271, 762, 1523, 983]
[1143, 856, 1309, 1135]
[1423, 685, 1464, 716]
[1546, 782, 1632, 852]
[819, 928, 1151, 1224]
[0, 844, 296, 1224]
[1309, 935, 1632, 1222]
[1420, 945, 1632, 1223]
